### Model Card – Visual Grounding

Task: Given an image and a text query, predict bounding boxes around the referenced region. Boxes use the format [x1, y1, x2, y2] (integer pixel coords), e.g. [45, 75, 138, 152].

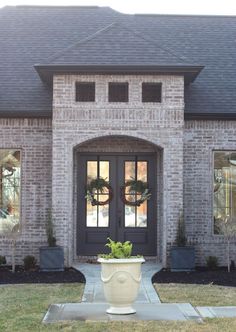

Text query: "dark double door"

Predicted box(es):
[77, 154, 157, 256]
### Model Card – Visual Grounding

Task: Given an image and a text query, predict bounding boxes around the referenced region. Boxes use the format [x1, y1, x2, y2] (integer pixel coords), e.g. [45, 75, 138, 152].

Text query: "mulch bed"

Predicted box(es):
[152, 268, 236, 287]
[0, 266, 85, 284]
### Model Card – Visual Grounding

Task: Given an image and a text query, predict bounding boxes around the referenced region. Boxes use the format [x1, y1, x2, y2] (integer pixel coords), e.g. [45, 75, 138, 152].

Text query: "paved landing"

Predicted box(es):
[43, 303, 202, 323]
[42, 261, 236, 324]
[73, 261, 162, 304]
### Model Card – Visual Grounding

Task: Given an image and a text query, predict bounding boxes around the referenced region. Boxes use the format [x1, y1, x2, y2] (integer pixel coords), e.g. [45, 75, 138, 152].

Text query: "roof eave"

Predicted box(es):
[34, 64, 204, 85]
[185, 112, 236, 120]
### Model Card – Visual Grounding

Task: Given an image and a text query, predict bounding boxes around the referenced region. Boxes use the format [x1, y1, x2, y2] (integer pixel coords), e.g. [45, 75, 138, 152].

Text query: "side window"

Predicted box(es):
[142, 82, 162, 103]
[214, 151, 236, 234]
[76, 82, 95, 102]
[0, 150, 21, 234]
[108, 82, 129, 102]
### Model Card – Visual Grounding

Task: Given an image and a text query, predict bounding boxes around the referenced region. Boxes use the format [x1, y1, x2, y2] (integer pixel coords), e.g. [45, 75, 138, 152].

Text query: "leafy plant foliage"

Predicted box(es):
[99, 237, 139, 259]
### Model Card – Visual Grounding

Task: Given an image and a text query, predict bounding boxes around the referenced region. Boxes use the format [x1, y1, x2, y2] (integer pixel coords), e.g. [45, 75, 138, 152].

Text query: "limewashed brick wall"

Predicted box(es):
[184, 120, 236, 266]
[0, 118, 52, 265]
[52, 74, 185, 266]
[1, 80, 235, 268]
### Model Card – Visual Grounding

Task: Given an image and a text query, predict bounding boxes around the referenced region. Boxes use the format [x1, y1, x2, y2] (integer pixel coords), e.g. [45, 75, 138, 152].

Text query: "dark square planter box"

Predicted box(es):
[170, 246, 195, 272]
[40, 246, 64, 272]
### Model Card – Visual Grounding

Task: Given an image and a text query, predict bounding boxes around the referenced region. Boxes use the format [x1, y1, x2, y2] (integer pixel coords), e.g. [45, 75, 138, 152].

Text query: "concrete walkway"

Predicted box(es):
[42, 261, 236, 323]
[72, 261, 162, 304]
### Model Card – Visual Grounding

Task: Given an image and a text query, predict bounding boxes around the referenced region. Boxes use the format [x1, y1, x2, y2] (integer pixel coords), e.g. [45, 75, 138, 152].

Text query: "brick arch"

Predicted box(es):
[72, 133, 164, 151]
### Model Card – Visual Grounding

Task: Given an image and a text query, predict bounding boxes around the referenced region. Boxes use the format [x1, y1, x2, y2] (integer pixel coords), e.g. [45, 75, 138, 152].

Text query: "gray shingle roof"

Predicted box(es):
[129, 14, 236, 117]
[42, 22, 193, 66]
[0, 6, 235, 117]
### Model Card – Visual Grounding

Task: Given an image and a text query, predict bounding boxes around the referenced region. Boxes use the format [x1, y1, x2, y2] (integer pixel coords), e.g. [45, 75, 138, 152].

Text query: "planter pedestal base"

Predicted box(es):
[107, 306, 136, 315]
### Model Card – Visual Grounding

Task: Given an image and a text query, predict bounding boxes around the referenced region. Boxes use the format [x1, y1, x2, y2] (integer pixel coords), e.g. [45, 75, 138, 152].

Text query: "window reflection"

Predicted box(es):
[125, 206, 136, 227]
[214, 151, 236, 233]
[0, 150, 21, 234]
[137, 201, 147, 227]
[86, 160, 110, 227]
[124, 161, 148, 228]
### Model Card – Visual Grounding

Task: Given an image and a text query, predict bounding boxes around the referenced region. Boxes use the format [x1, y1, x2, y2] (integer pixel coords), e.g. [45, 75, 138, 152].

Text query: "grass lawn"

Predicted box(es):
[1, 283, 236, 332]
[154, 283, 236, 306]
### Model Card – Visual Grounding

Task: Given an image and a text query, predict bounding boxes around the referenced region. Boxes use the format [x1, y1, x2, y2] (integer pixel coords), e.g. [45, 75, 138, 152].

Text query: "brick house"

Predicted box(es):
[0, 6, 236, 267]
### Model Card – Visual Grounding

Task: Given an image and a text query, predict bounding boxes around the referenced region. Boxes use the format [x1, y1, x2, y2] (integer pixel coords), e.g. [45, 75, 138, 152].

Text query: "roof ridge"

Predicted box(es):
[42, 22, 118, 64]
[135, 13, 236, 18]
[117, 21, 194, 64]
[7, 5, 101, 9]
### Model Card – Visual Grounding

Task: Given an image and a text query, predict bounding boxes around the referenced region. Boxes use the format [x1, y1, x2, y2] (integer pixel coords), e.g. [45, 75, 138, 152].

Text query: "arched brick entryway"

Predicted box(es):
[74, 136, 163, 258]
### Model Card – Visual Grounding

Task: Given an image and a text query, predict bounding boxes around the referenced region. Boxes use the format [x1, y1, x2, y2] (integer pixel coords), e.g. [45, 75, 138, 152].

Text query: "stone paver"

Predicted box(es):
[196, 306, 236, 318]
[43, 303, 202, 323]
[72, 260, 162, 304]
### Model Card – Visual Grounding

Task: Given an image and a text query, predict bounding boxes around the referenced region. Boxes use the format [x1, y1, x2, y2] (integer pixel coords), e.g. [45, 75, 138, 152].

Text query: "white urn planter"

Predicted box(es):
[98, 257, 145, 314]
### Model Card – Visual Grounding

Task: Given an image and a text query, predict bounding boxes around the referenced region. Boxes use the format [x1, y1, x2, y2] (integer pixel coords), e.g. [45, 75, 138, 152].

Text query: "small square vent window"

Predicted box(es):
[108, 82, 129, 102]
[142, 83, 162, 103]
[76, 82, 95, 102]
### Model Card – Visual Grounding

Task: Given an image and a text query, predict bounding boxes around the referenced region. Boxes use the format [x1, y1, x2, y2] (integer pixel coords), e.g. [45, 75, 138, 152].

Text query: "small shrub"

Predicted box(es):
[46, 213, 57, 247]
[0, 255, 6, 265]
[206, 256, 219, 270]
[23, 255, 37, 271]
[230, 260, 235, 271]
[176, 213, 187, 246]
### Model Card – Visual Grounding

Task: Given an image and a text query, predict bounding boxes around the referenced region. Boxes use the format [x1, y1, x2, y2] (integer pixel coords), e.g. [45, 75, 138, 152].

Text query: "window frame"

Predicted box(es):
[108, 82, 129, 103]
[75, 82, 96, 102]
[142, 82, 162, 103]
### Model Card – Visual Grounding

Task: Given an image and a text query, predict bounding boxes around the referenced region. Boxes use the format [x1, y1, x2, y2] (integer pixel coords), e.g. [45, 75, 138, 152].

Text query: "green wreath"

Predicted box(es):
[86, 177, 113, 206]
[120, 178, 151, 207]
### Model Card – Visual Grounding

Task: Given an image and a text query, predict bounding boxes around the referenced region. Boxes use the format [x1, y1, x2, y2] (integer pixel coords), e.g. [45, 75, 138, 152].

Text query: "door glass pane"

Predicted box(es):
[86, 160, 110, 227]
[100, 161, 109, 181]
[137, 201, 147, 227]
[125, 205, 136, 227]
[87, 161, 97, 181]
[124, 160, 148, 228]
[98, 205, 109, 227]
[86, 201, 97, 227]
[137, 162, 147, 181]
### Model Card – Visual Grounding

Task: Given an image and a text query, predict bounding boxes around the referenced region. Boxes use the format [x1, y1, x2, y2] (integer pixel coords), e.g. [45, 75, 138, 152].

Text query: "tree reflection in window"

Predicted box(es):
[86, 160, 110, 227]
[214, 151, 236, 234]
[0, 150, 21, 234]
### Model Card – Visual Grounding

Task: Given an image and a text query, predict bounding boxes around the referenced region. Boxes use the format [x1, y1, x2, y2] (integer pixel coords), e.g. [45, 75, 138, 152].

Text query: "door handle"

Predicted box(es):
[118, 216, 122, 227]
